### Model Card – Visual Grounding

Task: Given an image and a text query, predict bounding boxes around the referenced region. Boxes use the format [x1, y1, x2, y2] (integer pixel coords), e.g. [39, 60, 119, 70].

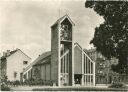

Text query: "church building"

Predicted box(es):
[23, 15, 95, 86]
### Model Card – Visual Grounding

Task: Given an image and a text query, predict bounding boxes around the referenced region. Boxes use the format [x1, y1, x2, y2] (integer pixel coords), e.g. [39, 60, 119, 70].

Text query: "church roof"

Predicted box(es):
[74, 42, 94, 62]
[51, 14, 75, 28]
[74, 42, 82, 50]
[24, 44, 95, 73]
[23, 51, 51, 72]
[33, 52, 51, 66]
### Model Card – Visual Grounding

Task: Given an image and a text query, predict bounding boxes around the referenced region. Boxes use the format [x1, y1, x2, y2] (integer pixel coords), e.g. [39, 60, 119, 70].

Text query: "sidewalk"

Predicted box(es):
[10, 84, 128, 91]
[10, 85, 108, 91]
[95, 84, 109, 88]
[11, 86, 51, 91]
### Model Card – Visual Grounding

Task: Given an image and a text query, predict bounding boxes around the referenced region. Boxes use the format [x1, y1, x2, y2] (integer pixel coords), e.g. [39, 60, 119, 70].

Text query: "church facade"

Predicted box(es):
[23, 15, 95, 86]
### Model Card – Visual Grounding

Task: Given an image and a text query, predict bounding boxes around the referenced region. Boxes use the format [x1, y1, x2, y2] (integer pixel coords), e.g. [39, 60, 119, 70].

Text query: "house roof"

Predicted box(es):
[1, 49, 31, 60]
[23, 51, 51, 72]
[87, 48, 96, 53]
[1, 49, 18, 59]
[83, 49, 88, 53]
[51, 14, 75, 28]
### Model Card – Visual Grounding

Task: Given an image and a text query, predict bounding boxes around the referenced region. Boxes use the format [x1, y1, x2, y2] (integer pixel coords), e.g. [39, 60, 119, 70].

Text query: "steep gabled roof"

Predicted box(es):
[1, 49, 31, 60]
[83, 49, 88, 54]
[74, 42, 88, 54]
[74, 42, 82, 50]
[34, 55, 51, 66]
[23, 51, 51, 73]
[1, 49, 18, 59]
[18, 49, 31, 59]
[51, 14, 75, 28]
[74, 42, 94, 63]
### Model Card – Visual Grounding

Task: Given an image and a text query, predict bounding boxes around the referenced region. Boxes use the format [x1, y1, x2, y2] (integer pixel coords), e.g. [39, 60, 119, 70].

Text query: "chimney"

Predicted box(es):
[3, 52, 7, 57]
[6, 50, 10, 56]
[16, 48, 19, 50]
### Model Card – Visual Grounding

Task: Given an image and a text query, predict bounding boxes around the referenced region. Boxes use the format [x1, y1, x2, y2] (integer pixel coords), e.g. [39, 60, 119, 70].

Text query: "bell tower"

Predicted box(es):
[51, 15, 75, 86]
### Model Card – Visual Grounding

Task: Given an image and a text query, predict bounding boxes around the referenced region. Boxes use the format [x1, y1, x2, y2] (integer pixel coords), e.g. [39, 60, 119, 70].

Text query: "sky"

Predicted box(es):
[0, 0, 104, 61]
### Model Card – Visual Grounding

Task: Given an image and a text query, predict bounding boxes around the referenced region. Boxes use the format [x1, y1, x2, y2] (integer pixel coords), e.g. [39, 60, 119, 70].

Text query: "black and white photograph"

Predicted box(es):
[0, 0, 128, 91]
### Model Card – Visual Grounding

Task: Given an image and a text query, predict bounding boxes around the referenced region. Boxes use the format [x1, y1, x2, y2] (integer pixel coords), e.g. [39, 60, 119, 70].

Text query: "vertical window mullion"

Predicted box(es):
[64, 56, 65, 73]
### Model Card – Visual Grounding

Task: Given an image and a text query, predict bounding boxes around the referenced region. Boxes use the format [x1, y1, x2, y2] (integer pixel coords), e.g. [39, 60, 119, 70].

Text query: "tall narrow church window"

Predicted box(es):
[84, 54, 85, 73]
[61, 59, 63, 73]
[64, 56, 65, 73]
[91, 62, 93, 73]
[88, 60, 90, 73]
[86, 57, 88, 74]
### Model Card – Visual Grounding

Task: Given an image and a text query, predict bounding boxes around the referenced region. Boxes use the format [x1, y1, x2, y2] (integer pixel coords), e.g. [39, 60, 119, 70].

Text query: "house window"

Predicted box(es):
[14, 72, 17, 78]
[23, 61, 28, 65]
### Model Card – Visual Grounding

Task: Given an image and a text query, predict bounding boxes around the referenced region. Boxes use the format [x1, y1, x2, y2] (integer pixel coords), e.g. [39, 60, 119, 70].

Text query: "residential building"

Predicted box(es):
[87, 48, 119, 84]
[1, 49, 31, 81]
[23, 15, 95, 86]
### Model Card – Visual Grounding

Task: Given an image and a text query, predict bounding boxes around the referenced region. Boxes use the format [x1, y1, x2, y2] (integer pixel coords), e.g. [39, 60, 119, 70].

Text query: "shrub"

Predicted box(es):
[23, 79, 53, 86]
[1, 84, 10, 91]
[44, 80, 53, 86]
[109, 82, 126, 88]
[1, 76, 10, 91]
[24, 78, 44, 86]
[13, 80, 21, 86]
[63, 83, 68, 86]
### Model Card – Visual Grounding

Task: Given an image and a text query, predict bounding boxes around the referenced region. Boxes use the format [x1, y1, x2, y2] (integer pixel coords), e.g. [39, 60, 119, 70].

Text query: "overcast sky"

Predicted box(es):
[0, 0, 104, 60]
